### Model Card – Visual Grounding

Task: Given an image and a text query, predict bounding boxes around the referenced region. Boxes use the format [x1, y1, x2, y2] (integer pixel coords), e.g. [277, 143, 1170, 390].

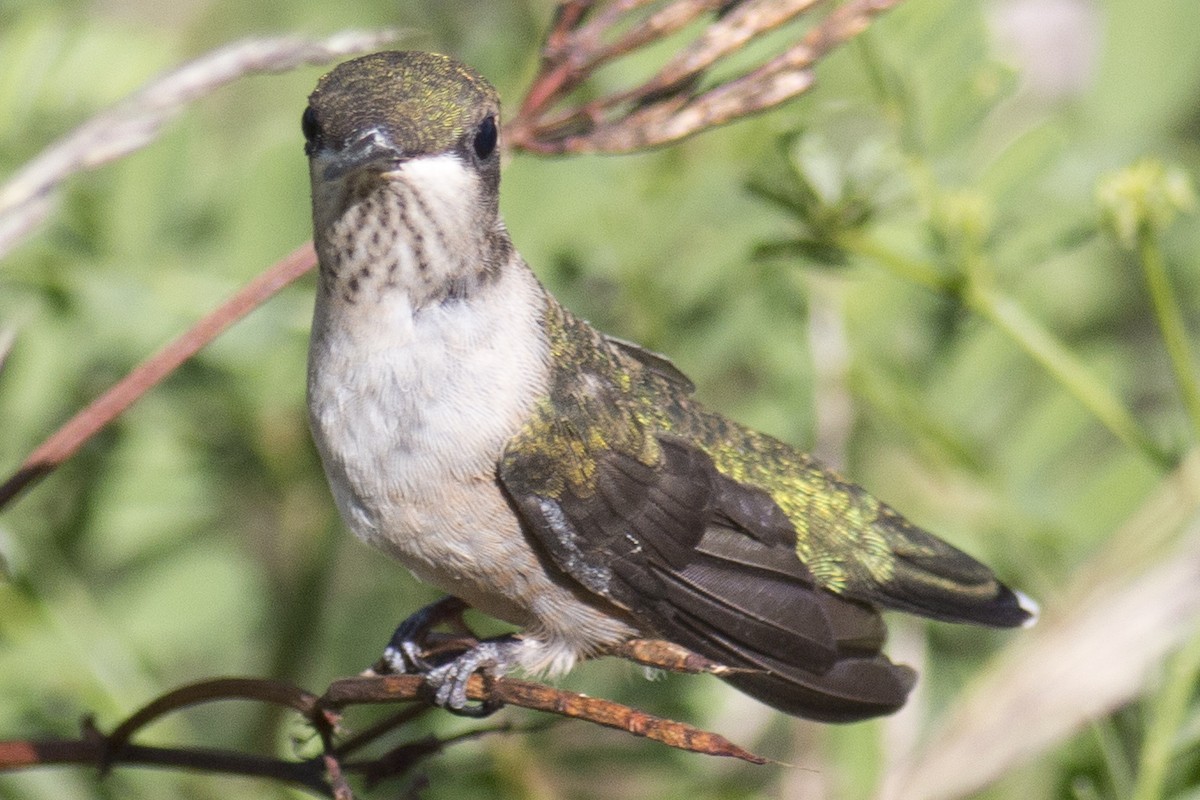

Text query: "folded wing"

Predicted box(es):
[501, 431, 916, 721]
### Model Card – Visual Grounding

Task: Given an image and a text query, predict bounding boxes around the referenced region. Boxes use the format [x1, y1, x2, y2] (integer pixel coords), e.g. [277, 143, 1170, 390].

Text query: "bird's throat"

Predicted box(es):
[311, 153, 505, 310]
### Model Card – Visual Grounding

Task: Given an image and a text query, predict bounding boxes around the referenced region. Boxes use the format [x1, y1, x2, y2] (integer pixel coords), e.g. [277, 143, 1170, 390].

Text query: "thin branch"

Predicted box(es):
[333, 706, 433, 759]
[0, 731, 331, 796]
[648, 0, 824, 94]
[350, 723, 533, 790]
[605, 637, 737, 674]
[105, 677, 320, 757]
[321, 674, 768, 764]
[583, 0, 731, 73]
[508, 0, 905, 153]
[0, 30, 400, 260]
[0, 667, 768, 797]
[0, 243, 316, 510]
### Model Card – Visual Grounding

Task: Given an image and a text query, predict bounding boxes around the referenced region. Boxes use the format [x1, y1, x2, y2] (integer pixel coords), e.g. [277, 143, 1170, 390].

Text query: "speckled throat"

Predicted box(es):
[310, 153, 510, 311]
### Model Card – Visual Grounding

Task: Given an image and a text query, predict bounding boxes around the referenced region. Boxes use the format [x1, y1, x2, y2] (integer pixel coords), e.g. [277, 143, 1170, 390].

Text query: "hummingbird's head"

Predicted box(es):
[303, 51, 507, 307]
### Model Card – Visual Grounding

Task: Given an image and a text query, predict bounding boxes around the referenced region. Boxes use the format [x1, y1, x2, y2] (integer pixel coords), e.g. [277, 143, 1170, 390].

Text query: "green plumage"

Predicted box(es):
[500, 294, 1030, 719]
[503, 294, 1024, 626]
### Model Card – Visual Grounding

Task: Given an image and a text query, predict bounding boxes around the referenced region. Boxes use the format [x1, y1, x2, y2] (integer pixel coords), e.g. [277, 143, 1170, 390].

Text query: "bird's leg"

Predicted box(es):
[421, 635, 522, 718]
[378, 595, 475, 675]
[376, 596, 512, 717]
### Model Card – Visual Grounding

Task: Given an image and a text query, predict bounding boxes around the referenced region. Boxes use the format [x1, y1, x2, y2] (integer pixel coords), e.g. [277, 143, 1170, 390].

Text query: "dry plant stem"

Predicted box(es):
[0, 672, 767, 795]
[605, 637, 735, 674]
[0, 242, 317, 509]
[333, 706, 434, 759]
[0, 733, 331, 796]
[105, 677, 320, 756]
[0, 678, 334, 793]
[584, 0, 730, 68]
[514, 1, 594, 118]
[511, 0, 904, 153]
[351, 724, 528, 790]
[0, 30, 399, 260]
[649, 0, 824, 93]
[527, 0, 819, 121]
[323, 675, 768, 764]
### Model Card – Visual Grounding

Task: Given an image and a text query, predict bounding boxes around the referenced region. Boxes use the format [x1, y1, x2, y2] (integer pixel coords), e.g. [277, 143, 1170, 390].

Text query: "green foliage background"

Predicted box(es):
[2, 0, 1200, 797]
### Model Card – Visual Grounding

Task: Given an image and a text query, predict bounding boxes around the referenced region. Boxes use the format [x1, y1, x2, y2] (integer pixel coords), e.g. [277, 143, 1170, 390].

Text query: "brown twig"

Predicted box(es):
[507, 0, 905, 153]
[0, 243, 316, 509]
[605, 637, 736, 674]
[323, 674, 767, 764]
[105, 677, 320, 758]
[0, 669, 767, 798]
[0, 730, 332, 796]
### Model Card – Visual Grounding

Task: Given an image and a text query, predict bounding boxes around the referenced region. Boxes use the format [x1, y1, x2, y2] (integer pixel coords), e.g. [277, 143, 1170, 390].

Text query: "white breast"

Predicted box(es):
[307, 261, 548, 560]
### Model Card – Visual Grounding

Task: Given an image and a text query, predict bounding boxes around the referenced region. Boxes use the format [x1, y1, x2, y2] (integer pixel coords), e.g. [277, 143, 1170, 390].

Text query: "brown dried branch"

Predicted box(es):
[0, 29, 400, 260]
[0, 667, 766, 798]
[0, 727, 332, 795]
[323, 674, 767, 764]
[507, 0, 905, 153]
[605, 637, 737, 674]
[0, 243, 316, 510]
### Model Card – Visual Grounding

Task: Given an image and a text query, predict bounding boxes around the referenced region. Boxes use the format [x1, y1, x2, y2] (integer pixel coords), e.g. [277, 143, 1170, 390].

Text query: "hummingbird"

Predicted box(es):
[302, 51, 1036, 722]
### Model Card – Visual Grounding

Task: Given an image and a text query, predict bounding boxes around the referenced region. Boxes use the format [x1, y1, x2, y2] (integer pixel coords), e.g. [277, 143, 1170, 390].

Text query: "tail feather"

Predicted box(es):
[627, 525, 915, 721]
[868, 506, 1037, 628]
[722, 650, 916, 723]
[663, 597, 914, 723]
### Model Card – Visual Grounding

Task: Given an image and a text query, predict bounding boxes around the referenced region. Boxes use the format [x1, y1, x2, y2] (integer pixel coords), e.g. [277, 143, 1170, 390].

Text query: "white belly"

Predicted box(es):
[306, 262, 635, 672]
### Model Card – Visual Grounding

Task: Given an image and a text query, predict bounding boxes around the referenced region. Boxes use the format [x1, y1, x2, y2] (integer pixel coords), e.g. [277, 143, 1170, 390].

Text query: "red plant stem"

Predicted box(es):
[0, 242, 317, 510]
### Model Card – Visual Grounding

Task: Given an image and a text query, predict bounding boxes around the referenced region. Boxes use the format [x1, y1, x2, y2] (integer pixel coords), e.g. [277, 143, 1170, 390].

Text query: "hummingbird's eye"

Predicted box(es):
[473, 115, 498, 160]
[301, 106, 322, 148]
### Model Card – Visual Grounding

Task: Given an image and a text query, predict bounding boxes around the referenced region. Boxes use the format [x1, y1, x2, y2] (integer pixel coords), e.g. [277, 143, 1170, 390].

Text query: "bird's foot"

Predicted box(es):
[377, 596, 474, 675]
[421, 635, 522, 718]
[373, 596, 515, 717]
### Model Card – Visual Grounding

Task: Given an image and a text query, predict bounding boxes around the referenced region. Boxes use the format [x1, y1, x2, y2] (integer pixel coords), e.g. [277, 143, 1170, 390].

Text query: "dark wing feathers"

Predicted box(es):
[657, 557, 837, 668]
[689, 528, 889, 654]
[502, 434, 914, 721]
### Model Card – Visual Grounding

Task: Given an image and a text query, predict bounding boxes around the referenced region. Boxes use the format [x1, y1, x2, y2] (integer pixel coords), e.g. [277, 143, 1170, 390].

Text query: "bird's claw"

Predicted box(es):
[372, 597, 515, 716]
[422, 637, 521, 717]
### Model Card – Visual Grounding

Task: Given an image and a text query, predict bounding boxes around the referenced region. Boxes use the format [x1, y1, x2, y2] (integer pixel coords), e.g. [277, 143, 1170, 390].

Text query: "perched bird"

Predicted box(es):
[303, 51, 1036, 722]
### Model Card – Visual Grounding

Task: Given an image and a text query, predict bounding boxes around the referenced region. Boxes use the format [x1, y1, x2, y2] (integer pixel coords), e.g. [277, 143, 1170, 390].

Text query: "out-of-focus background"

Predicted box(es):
[2, 0, 1200, 798]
